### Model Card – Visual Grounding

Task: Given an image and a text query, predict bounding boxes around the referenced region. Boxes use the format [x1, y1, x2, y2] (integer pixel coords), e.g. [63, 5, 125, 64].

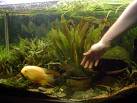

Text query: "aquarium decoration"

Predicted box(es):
[4, 13, 9, 51]
[0, 0, 137, 103]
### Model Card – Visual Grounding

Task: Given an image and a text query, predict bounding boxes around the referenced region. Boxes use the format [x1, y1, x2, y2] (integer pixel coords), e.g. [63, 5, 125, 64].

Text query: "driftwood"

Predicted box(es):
[68, 84, 137, 103]
[0, 84, 64, 103]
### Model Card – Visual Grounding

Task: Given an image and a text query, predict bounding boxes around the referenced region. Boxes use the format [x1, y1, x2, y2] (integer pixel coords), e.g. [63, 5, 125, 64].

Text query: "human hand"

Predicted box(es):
[80, 41, 110, 70]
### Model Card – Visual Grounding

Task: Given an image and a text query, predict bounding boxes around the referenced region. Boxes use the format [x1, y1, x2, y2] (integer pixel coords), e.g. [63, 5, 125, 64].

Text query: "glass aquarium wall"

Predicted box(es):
[0, 0, 137, 102]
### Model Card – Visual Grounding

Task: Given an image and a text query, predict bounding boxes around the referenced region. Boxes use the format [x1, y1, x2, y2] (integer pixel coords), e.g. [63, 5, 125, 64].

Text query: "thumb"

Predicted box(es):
[83, 49, 92, 56]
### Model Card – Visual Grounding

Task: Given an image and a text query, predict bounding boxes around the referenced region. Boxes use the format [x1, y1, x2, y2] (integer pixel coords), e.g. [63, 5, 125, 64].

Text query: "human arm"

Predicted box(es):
[81, 0, 137, 70]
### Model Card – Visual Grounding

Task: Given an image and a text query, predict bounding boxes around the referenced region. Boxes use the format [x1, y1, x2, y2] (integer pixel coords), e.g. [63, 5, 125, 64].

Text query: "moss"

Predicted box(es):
[0, 77, 31, 88]
[103, 46, 131, 63]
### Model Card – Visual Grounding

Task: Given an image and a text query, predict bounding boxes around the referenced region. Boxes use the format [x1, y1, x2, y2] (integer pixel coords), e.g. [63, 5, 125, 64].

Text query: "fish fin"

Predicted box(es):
[45, 70, 60, 77]
[40, 77, 55, 87]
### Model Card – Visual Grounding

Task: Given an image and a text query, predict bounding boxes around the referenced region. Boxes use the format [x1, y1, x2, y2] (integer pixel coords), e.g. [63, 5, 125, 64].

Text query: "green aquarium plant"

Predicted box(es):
[13, 38, 56, 67]
[0, 37, 57, 76]
[48, 15, 110, 77]
[0, 76, 31, 88]
[0, 47, 19, 75]
[104, 26, 137, 67]
[120, 27, 137, 61]
[103, 46, 130, 63]
[21, 21, 48, 38]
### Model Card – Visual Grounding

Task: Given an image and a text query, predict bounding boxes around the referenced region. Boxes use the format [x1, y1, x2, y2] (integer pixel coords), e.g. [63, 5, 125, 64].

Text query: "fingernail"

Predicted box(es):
[95, 60, 99, 67]
[83, 53, 88, 55]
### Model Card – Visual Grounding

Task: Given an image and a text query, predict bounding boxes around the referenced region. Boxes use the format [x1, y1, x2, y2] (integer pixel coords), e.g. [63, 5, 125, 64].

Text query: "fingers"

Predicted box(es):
[88, 61, 94, 71]
[81, 56, 91, 69]
[95, 60, 99, 67]
[84, 60, 90, 68]
[80, 56, 87, 66]
[81, 56, 100, 70]
[81, 49, 100, 70]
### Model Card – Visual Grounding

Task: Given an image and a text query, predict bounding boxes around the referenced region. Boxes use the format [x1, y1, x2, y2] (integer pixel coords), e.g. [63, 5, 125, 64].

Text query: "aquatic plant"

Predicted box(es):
[0, 75, 31, 88]
[103, 46, 130, 63]
[21, 21, 47, 38]
[120, 27, 137, 61]
[55, 0, 127, 18]
[48, 15, 110, 76]
[0, 37, 56, 76]
[0, 47, 19, 75]
[0, 0, 128, 45]
[13, 38, 56, 67]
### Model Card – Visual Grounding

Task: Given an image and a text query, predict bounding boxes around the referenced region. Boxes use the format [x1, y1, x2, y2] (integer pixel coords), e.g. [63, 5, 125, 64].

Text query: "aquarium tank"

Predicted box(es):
[0, 0, 137, 102]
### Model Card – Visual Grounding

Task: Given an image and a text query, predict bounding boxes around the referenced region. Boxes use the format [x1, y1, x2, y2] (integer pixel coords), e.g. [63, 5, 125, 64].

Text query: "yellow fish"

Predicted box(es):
[21, 66, 60, 86]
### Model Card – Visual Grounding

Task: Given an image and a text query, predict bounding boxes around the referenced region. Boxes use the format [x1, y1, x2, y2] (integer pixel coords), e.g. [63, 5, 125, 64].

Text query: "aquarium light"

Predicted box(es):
[0, 0, 57, 5]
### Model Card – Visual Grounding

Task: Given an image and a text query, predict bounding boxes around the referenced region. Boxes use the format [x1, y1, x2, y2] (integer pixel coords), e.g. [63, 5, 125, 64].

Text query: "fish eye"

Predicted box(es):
[24, 70, 27, 73]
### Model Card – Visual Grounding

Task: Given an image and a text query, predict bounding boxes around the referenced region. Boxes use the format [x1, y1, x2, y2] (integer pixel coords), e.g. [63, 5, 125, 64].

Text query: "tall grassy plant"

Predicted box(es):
[48, 16, 110, 76]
